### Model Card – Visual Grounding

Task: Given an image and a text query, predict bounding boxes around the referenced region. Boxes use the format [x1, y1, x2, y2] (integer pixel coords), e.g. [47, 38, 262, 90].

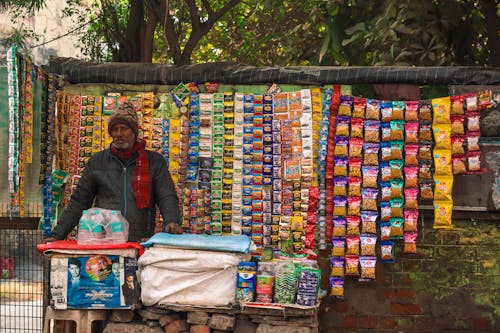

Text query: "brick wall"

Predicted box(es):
[317, 218, 499, 332]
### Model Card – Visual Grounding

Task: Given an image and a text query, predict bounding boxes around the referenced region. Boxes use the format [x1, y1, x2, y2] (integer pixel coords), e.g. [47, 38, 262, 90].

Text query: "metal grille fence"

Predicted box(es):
[0, 220, 44, 333]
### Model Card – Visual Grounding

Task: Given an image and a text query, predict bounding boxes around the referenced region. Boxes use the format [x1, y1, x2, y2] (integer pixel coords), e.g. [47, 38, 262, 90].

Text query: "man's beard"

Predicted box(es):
[112, 139, 134, 150]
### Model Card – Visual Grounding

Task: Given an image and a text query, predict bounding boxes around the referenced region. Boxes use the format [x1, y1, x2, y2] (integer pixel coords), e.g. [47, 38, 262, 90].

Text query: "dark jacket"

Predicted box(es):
[51, 148, 180, 242]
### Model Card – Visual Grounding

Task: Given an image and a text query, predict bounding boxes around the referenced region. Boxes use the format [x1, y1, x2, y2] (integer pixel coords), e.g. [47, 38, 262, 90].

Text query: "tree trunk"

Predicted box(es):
[479, 0, 500, 66]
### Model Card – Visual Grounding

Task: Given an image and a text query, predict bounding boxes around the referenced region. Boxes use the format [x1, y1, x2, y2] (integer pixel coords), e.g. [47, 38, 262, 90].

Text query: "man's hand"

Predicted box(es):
[164, 222, 183, 234]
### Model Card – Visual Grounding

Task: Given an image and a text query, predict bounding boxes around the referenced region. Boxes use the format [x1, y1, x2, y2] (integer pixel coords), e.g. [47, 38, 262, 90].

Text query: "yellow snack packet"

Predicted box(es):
[433, 149, 452, 176]
[432, 96, 451, 124]
[433, 124, 452, 150]
[434, 176, 454, 202]
[433, 201, 453, 229]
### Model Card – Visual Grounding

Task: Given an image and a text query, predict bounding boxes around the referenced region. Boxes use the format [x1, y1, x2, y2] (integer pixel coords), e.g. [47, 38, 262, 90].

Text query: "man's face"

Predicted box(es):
[69, 264, 80, 278]
[111, 123, 135, 150]
[127, 275, 134, 283]
[112, 262, 120, 278]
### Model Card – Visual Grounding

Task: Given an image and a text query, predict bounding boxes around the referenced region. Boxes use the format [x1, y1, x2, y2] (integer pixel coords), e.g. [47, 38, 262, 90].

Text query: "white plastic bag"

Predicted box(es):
[77, 208, 129, 244]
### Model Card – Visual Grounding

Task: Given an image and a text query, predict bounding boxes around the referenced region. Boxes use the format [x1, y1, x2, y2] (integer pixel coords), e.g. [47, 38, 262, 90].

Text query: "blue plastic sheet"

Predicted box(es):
[141, 233, 252, 253]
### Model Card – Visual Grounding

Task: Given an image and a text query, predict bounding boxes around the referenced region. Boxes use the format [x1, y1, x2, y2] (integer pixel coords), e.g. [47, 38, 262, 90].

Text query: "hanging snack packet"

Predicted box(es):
[433, 124, 452, 150]
[348, 176, 362, 197]
[390, 179, 404, 199]
[380, 240, 396, 263]
[345, 255, 360, 276]
[391, 141, 404, 160]
[350, 118, 364, 139]
[360, 234, 377, 256]
[419, 179, 434, 201]
[380, 221, 391, 241]
[329, 277, 345, 298]
[334, 176, 348, 196]
[404, 232, 418, 254]
[381, 181, 392, 201]
[381, 142, 392, 162]
[381, 201, 391, 222]
[331, 237, 346, 257]
[390, 218, 404, 239]
[434, 149, 452, 176]
[404, 187, 419, 210]
[451, 135, 465, 156]
[359, 256, 377, 281]
[404, 209, 419, 232]
[348, 157, 363, 177]
[349, 137, 363, 157]
[334, 136, 349, 156]
[465, 93, 479, 112]
[390, 120, 405, 141]
[404, 122, 419, 143]
[346, 215, 361, 235]
[381, 122, 391, 142]
[334, 156, 348, 176]
[366, 99, 381, 120]
[362, 166, 379, 188]
[451, 115, 465, 135]
[390, 197, 404, 218]
[333, 196, 347, 216]
[433, 201, 453, 229]
[467, 151, 482, 172]
[330, 256, 345, 277]
[361, 210, 378, 234]
[392, 101, 405, 120]
[432, 96, 451, 124]
[405, 101, 419, 121]
[364, 120, 381, 143]
[338, 96, 353, 116]
[346, 235, 360, 255]
[390, 160, 404, 179]
[404, 166, 419, 188]
[404, 144, 419, 166]
[434, 176, 454, 202]
[381, 162, 391, 182]
[419, 160, 433, 180]
[419, 101, 433, 121]
[478, 90, 492, 109]
[347, 196, 362, 217]
[361, 188, 379, 211]
[352, 97, 366, 118]
[452, 155, 467, 175]
[381, 101, 393, 122]
[450, 95, 465, 115]
[333, 217, 347, 237]
[364, 143, 380, 166]
[336, 116, 350, 137]
[419, 122, 433, 141]
[466, 131, 481, 151]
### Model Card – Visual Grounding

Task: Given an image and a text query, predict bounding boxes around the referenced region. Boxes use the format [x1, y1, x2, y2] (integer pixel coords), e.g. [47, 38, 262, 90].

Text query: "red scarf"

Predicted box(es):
[111, 139, 150, 210]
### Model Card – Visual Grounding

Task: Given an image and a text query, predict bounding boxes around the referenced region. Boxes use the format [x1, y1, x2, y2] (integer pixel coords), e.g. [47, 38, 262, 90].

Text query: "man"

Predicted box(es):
[44, 101, 182, 242]
[122, 273, 141, 305]
[68, 258, 81, 289]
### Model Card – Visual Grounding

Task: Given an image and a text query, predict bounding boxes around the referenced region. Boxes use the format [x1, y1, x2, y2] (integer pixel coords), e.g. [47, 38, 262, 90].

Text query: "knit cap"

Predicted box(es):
[108, 102, 139, 137]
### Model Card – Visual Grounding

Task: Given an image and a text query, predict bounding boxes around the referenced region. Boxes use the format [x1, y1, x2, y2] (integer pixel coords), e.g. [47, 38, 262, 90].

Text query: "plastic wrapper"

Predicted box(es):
[333, 196, 347, 216]
[419, 101, 433, 121]
[359, 256, 377, 281]
[334, 177, 348, 196]
[380, 221, 391, 241]
[419, 180, 434, 201]
[361, 188, 378, 211]
[452, 155, 467, 175]
[380, 201, 391, 221]
[333, 217, 347, 237]
[404, 188, 419, 210]
[380, 162, 391, 182]
[467, 151, 481, 172]
[465, 93, 479, 112]
[274, 260, 299, 304]
[363, 143, 380, 166]
[329, 277, 344, 298]
[404, 209, 419, 232]
[466, 131, 481, 151]
[347, 196, 361, 217]
[349, 137, 363, 157]
[419, 160, 433, 180]
[338, 96, 353, 117]
[334, 157, 348, 176]
[433, 201, 453, 229]
[366, 99, 380, 120]
[77, 208, 129, 245]
[391, 141, 404, 160]
[404, 166, 419, 188]
[360, 234, 377, 256]
[334, 136, 349, 156]
[381, 122, 391, 142]
[296, 263, 321, 306]
[352, 97, 366, 118]
[433, 124, 452, 150]
[350, 118, 364, 139]
[361, 210, 378, 234]
[451, 115, 465, 135]
[405, 101, 419, 121]
[364, 120, 380, 143]
[390, 197, 404, 218]
[336, 116, 350, 137]
[348, 157, 363, 177]
[330, 256, 345, 277]
[362, 166, 379, 188]
[390, 160, 404, 179]
[347, 176, 362, 197]
[345, 255, 360, 277]
[381, 181, 392, 201]
[390, 218, 404, 239]
[346, 216, 361, 235]
[434, 176, 454, 201]
[432, 97, 451, 124]
[450, 95, 465, 115]
[419, 122, 433, 141]
[390, 179, 404, 199]
[451, 135, 465, 156]
[380, 240, 395, 263]
[392, 101, 405, 120]
[381, 102, 393, 122]
[331, 237, 346, 257]
[404, 232, 418, 254]
[390, 120, 405, 141]
[466, 111, 481, 132]
[404, 121, 419, 143]
[434, 149, 452, 176]
[346, 235, 360, 255]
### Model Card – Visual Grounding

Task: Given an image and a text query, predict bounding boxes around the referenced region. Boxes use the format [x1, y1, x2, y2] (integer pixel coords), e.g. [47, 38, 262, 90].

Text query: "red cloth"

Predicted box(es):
[37, 240, 144, 256]
[111, 139, 151, 210]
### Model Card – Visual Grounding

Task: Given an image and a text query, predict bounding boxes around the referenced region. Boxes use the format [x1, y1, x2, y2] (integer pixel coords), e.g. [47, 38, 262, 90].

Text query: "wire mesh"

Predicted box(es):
[0, 227, 44, 333]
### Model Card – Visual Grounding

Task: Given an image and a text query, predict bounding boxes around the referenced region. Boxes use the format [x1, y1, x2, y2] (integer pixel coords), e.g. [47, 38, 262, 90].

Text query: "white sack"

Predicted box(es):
[138, 247, 250, 307]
